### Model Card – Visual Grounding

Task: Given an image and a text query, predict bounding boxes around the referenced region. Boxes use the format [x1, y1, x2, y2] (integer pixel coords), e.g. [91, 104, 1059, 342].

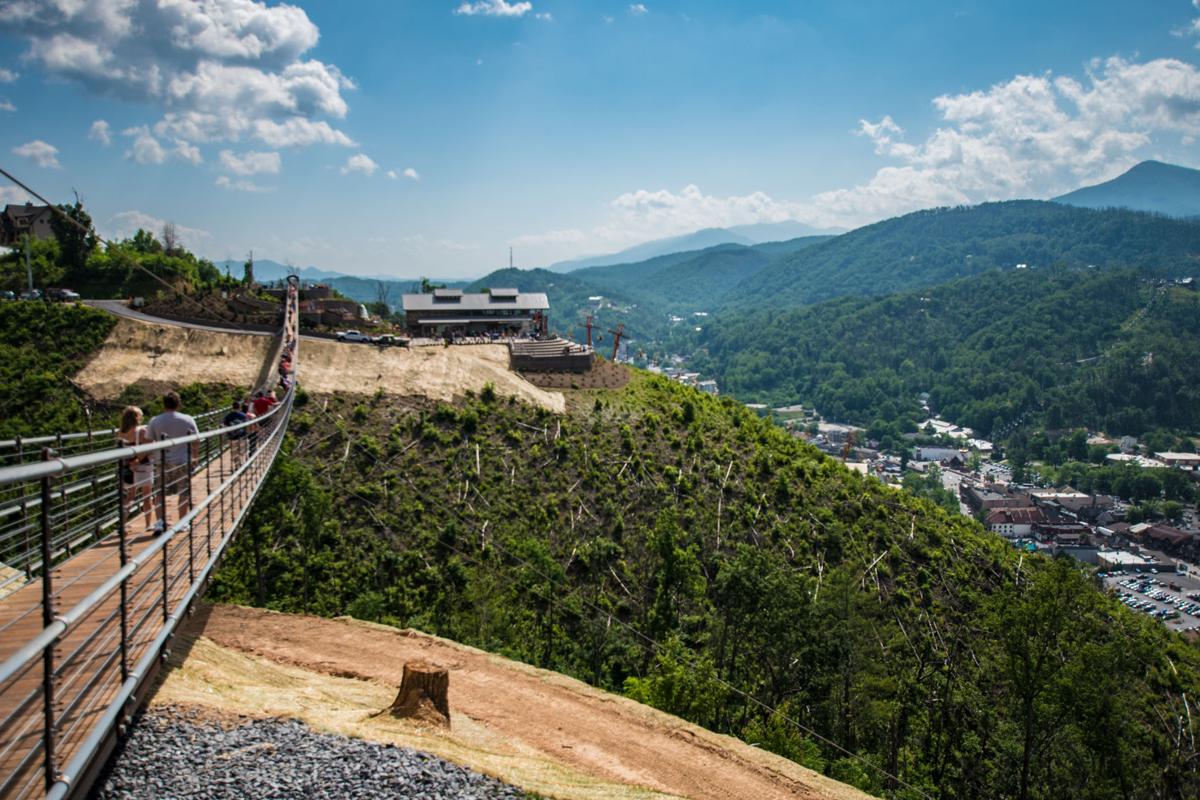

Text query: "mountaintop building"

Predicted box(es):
[401, 288, 549, 337]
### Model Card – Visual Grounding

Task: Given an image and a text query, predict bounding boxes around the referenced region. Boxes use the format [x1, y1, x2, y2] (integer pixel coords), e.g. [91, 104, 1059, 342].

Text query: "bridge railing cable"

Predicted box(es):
[0, 278, 299, 800]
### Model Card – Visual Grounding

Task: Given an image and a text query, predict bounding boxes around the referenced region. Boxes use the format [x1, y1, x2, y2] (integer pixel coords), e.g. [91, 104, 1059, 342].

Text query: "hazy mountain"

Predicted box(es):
[545, 228, 754, 273]
[216, 258, 346, 283]
[1053, 160, 1200, 217]
[726, 219, 844, 242]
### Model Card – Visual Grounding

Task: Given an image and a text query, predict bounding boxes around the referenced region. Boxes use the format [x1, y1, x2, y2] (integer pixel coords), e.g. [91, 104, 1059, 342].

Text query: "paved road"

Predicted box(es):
[85, 299, 275, 336]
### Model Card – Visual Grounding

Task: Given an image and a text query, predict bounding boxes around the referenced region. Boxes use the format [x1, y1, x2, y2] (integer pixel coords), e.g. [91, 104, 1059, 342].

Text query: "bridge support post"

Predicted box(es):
[40, 449, 57, 790]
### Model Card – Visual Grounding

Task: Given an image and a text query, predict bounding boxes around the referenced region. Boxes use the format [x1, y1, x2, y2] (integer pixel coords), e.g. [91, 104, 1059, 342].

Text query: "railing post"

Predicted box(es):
[159, 449, 169, 625]
[40, 449, 56, 790]
[18, 435, 31, 579]
[116, 460, 129, 683]
[186, 445, 195, 584]
[57, 434, 68, 557]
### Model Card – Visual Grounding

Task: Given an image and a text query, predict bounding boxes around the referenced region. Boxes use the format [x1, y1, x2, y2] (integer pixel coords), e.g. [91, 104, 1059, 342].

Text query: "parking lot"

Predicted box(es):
[1102, 570, 1200, 633]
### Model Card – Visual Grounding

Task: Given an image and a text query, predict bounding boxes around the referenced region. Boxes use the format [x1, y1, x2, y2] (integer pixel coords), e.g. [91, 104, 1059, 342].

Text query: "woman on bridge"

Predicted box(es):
[117, 406, 156, 531]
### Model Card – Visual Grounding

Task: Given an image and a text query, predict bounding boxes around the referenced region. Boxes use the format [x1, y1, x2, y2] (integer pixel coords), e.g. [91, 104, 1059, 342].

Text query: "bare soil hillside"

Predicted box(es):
[74, 316, 565, 412]
[156, 605, 874, 800]
[75, 317, 272, 399]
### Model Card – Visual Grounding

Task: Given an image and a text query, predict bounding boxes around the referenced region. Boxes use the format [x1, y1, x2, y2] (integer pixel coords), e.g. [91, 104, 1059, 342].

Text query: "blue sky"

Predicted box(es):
[2, 0, 1200, 278]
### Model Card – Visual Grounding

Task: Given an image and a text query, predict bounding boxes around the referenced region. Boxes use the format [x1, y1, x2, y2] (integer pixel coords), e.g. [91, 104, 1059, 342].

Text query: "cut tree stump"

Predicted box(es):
[384, 661, 451, 727]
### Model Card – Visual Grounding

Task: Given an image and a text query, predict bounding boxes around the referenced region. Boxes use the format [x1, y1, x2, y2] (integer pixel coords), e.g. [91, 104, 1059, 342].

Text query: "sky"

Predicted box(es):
[1, 0, 1200, 279]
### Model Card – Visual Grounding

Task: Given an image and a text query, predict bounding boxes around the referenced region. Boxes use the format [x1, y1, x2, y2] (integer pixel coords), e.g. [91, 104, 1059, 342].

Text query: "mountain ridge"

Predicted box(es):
[1053, 160, 1200, 217]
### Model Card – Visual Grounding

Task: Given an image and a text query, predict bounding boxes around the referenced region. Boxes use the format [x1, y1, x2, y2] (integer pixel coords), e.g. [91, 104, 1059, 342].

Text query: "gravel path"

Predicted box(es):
[98, 706, 530, 799]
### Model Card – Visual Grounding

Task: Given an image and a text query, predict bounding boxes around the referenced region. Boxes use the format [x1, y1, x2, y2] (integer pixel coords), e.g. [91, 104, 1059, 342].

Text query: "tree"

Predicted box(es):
[161, 222, 179, 256]
[374, 279, 393, 310]
[49, 196, 97, 274]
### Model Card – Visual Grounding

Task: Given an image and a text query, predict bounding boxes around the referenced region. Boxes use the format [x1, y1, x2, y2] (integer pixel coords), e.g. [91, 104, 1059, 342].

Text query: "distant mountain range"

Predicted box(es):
[544, 221, 843, 273]
[1053, 160, 1200, 217]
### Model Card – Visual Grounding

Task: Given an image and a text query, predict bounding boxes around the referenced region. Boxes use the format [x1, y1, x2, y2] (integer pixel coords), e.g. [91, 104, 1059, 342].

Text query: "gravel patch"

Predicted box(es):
[97, 706, 529, 799]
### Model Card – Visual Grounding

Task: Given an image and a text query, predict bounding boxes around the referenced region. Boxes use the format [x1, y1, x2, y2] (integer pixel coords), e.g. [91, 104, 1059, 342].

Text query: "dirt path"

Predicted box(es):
[155, 605, 872, 800]
[76, 315, 564, 412]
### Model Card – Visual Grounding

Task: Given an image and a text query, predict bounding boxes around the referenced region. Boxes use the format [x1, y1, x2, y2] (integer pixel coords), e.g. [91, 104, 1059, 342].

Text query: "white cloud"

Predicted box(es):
[534, 12, 552, 21]
[106, 211, 211, 250]
[1174, 1, 1200, 46]
[454, 0, 533, 17]
[384, 166, 419, 181]
[12, 139, 60, 168]
[0, 0, 355, 157]
[629, 4, 648, 15]
[219, 149, 281, 175]
[174, 139, 202, 164]
[122, 125, 167, 164]
[0, 186, 33, 204]
[0, 100, 14, 112]
[340, 153, 377, 176]
[809, 56, 1200, 226]
[88, 119, 111, 145]
[0, 67, 16, 82]
[513, 184, 804, 259]
[215, 175, 273, 192]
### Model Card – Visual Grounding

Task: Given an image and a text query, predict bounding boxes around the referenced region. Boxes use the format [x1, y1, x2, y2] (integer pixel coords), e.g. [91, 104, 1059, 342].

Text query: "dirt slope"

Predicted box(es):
[75, 317, 273, 398]
[157, 605, 873, 800]
[74, 316, 564, 412]
[299, 338, 565, 412]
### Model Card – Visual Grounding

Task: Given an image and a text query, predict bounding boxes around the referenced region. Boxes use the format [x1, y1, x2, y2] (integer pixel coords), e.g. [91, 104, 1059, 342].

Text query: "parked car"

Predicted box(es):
[0, 290, 14, 300]
[336, 329, 371, 343]
[46, 288, 81, 302]
[18, 289, 41, 301]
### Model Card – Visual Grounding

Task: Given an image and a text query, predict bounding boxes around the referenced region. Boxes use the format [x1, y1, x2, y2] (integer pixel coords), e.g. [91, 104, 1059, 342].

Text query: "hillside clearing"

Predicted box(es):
[154, 604, 872, 800]
[74, 316, 564, 412]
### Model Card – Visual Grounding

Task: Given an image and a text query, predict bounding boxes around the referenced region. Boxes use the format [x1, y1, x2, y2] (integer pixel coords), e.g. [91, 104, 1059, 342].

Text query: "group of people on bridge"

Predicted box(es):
[112, 279, 300, 537]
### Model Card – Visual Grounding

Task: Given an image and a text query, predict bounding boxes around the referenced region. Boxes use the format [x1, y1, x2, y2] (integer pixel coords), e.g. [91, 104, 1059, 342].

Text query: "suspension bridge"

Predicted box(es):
[0, 279, 300, 799]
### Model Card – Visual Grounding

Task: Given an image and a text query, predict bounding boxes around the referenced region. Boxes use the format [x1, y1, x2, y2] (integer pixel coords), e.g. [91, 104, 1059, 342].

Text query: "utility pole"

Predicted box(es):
[509, 246, 513, 269]
[25, 232, 32, 294]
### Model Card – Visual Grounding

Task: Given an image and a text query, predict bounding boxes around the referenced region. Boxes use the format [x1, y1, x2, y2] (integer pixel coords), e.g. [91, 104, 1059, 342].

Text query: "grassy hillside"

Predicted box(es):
[697, 267, 1200, 439]
[724, 201, 1200, 310]
[213, 374, 1200, 799]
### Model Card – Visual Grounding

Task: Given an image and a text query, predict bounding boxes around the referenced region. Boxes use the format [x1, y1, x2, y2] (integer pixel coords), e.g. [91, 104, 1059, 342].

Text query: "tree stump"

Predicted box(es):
[385, 661, 451, 727]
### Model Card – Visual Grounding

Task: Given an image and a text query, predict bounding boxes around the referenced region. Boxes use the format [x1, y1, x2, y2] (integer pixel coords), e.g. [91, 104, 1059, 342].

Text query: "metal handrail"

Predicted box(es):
[0, 398, 291, 489]
[0, 278, 300, 799]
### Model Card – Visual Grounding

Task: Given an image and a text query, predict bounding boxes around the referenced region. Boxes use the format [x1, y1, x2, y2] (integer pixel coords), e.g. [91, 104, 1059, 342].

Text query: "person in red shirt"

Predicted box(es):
[251, 390, 271, 417]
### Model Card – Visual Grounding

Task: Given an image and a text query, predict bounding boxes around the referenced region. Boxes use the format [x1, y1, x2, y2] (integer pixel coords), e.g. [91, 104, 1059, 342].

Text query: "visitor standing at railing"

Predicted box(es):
[222, 400, 249, 467]
[116, 406, 155, 531]
[147, 391, 199, 530]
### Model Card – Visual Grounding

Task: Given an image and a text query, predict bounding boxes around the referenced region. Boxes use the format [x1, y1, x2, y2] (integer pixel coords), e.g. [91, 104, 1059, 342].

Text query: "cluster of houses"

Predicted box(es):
[961, 477, 1200, 569]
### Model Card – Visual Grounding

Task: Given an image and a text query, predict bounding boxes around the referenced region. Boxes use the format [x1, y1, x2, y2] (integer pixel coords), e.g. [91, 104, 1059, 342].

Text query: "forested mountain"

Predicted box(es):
[722, 201, 1200, 310]
[697, 267, 1200, 440]
[571, 236, 830, 308]
[473, 236, 832, 347]
[211, 373, 1200, 799]
[1054, 160, 1200, 218]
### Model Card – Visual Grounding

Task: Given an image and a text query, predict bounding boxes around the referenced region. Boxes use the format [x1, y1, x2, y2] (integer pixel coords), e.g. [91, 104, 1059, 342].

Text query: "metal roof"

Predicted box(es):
[402, 291, 549, 312]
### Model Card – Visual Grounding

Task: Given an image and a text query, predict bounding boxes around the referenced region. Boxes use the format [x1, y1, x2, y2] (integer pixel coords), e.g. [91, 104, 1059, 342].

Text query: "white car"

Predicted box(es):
[336, 330, 371, 343]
